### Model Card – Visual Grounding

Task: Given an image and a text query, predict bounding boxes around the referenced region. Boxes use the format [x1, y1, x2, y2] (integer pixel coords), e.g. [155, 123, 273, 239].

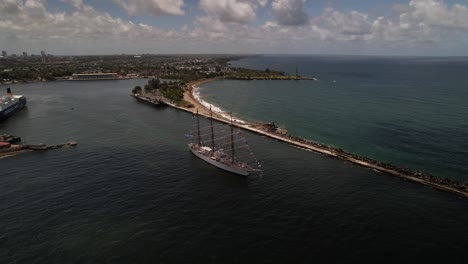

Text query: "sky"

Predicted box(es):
[0, 0, 467, 56]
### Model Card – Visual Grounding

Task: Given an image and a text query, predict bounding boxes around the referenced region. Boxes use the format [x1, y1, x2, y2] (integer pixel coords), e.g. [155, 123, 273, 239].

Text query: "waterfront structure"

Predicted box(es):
[133, 94, 166, 106]
[0, 88, 27, 122]
[71, 73, 119, 80]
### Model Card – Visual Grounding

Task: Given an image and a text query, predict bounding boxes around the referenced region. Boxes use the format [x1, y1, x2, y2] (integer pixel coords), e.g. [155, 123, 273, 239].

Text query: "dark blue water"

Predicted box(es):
[198, 55, 468, 181]
[1, 79, 468, 263]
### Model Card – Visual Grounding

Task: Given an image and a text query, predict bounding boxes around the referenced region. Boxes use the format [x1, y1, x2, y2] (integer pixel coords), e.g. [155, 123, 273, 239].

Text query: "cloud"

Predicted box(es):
[315, 8, 372, 36]
[188, 0, 468, 53]
[1, 0, 468, 55]
[199, 0, 257, 24]
[258, 0, 269, 7]
[0, 0, 21, 14]
[0, 0, 182, 45]
[195, 16, 227, 33]
[369, 0, 468, 43]
[114, 0, 185, 16]
[272, 0, 308, 26]
[404, 0, 468, 29]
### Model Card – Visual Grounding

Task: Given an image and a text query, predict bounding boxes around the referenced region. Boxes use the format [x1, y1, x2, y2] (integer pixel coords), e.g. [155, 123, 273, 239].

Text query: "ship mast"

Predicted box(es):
[210, 105, 215, 153]
[230, 112, 235, 164]
[196, 109, 201, 146]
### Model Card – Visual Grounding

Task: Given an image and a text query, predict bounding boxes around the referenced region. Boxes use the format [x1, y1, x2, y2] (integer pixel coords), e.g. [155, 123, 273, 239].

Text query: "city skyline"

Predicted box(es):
[0, 0, 467, 56]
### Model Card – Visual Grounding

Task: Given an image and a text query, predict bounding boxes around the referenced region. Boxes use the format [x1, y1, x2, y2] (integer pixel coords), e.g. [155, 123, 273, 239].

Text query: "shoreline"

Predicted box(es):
[161, 78, 468, 199]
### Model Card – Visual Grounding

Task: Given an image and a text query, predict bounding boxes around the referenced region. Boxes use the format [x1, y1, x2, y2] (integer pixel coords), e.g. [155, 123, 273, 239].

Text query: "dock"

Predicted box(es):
[132, 94, 167, 106]
[0, 136, 78, 158]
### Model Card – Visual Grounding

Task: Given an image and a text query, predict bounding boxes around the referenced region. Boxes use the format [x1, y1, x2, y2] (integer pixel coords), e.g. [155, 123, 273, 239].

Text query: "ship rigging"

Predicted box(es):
[188, 107, 262, 176]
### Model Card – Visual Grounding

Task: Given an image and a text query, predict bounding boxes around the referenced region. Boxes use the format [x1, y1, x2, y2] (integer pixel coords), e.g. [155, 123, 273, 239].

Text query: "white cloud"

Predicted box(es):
[114, 0, 185, 16]
[272, 0, 308, 26]
[187, 0, 468, 54]
[368, 0, 468, 43]
[316, 8, 372, 36]
[258, 0, 269, 7]
[0, 0, 182, 53]
[199, 0, 257, 24]
[404, 0, 468, 29]
[1, 0, 468, 55]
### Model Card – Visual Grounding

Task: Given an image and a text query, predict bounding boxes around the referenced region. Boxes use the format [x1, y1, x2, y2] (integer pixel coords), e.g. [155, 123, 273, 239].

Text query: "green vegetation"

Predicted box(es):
[160, 85, 184, 104]
[142, 78, 186, 106]
[227, 67, 286, 79]
[132, 86, 142, 95]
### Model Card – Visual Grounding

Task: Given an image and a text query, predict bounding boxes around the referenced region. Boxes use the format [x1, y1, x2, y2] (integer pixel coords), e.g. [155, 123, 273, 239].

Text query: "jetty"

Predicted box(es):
[0, 135, 77, 158]
[176, 102, 468, 198]
[132, 79, 468, 199]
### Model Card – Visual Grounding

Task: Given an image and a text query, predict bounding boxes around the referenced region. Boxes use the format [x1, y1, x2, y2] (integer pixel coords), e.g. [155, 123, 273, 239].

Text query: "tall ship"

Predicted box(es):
[188, 107, 262, 176]
[0, 88, 27, 122]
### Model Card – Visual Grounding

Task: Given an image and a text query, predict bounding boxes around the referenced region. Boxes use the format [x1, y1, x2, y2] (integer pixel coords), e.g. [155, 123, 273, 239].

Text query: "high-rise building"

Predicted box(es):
[41, 51, 46, 62]
[1, 51, 6, 57]
[23, 52, 28, 58]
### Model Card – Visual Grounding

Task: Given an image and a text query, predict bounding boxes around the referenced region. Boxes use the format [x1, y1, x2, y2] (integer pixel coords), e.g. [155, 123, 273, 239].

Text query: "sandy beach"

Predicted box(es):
[183, 79, 217, 116]
[183, 77, 239, 122]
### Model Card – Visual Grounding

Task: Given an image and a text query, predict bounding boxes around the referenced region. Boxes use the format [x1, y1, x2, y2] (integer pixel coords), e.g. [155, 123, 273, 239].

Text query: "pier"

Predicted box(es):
[0, 135, 77, 158]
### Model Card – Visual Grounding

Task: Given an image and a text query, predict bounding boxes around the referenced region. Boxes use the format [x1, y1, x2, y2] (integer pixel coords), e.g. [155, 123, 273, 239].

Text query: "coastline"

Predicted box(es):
[162, 78, 468, 199]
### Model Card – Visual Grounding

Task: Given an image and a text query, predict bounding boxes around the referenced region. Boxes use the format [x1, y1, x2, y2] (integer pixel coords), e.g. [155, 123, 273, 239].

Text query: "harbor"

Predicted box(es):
[3, 77, 468, 263]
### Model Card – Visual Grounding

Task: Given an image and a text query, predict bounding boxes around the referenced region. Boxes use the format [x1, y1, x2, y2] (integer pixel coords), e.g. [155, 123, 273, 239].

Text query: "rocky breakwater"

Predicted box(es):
[0, 134, 78, 158]
[252, 123, 468, 198]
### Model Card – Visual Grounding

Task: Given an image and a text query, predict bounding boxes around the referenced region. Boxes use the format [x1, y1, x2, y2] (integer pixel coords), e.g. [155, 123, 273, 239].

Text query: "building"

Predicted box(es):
[41, 51, 46, 62]
[71, 73, 119, 80]
[22, 52, 27, 58]
[1, 51, 6, 57]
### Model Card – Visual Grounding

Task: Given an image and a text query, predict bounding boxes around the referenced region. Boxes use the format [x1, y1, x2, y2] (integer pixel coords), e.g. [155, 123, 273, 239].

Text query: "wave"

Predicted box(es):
[192, 85, 246, 124]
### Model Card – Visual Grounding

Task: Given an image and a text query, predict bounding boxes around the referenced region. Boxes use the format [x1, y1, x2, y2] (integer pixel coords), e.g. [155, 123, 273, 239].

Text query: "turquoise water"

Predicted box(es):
[200, 56, 468, 181]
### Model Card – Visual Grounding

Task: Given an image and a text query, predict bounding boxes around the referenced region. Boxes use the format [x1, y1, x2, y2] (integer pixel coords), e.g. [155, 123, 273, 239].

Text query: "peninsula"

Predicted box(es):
[133, 77, 468, 199]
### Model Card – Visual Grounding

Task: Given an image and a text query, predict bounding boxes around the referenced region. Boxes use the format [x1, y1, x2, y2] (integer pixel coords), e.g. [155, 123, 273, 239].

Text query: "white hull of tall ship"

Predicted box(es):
[189, 143, 249, 176]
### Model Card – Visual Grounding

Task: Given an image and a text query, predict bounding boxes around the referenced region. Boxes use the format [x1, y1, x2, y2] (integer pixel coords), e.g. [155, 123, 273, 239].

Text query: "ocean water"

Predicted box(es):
[1, 78, 468, 263]
[198, 55, 468, 182]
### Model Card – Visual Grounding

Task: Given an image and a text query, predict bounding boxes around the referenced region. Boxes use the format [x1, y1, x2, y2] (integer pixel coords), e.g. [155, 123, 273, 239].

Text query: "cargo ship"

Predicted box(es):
[0, 88, 27, 122]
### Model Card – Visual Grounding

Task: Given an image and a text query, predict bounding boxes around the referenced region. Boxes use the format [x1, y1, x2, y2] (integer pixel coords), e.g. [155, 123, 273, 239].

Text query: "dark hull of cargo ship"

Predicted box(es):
[133, 94, 166, 106]
[67, 78, 130, 81]
[0, 97, 27, 122]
